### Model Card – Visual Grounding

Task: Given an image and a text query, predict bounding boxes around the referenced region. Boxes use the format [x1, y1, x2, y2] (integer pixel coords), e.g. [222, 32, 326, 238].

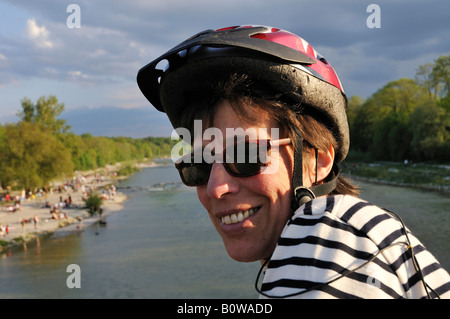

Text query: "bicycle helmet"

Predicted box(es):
[137, 25, 349, 206]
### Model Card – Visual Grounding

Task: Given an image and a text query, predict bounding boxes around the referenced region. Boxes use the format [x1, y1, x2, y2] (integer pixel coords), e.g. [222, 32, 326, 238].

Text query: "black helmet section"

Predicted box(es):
[137, 26, 317, 111]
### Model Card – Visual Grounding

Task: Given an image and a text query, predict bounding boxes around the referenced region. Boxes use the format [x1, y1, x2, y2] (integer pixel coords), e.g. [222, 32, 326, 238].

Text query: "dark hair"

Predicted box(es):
[180, 73, 359, 196]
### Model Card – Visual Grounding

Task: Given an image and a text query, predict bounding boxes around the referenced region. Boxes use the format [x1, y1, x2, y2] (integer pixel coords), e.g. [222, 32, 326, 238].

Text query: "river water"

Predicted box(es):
[0, 165, 448, 298]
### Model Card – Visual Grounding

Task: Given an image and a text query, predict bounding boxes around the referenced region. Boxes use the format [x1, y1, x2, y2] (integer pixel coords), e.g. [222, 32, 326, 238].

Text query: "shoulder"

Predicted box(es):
[263, 195, 389, 298]
[289, 195, 413, 249]
[262, 195, 450, 299]
[285, 195, 392, 248]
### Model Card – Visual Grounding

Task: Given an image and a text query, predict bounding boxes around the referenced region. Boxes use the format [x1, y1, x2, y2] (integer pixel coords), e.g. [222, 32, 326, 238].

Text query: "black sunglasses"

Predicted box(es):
[175, 138, 291, 186]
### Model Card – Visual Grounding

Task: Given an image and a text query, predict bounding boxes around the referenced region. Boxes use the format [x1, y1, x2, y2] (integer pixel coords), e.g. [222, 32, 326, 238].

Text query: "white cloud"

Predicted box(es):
[68, 70, 89, 80]
[26, 18, 53, 48]
[108, 84, 149, 109]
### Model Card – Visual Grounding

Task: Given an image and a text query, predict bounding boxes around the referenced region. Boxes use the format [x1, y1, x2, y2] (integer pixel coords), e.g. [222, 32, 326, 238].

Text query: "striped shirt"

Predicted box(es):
[259, 195, 450, 299]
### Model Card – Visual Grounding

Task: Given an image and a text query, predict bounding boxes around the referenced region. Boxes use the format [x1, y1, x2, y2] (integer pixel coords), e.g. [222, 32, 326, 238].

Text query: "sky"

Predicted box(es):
[0, 0, 449, 138]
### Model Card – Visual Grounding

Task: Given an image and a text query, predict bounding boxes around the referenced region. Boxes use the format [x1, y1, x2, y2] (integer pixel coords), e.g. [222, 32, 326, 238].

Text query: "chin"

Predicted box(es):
[228, 253, 258, 263]
[224, 242, 266, 263]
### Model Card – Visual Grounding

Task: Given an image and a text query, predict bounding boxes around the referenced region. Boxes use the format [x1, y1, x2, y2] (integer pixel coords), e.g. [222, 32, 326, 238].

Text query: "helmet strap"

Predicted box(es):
[291, 128, 340, 210]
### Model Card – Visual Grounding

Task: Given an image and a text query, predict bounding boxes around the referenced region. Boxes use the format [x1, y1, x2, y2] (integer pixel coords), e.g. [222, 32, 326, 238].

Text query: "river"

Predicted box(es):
[0, 165, 448, 298]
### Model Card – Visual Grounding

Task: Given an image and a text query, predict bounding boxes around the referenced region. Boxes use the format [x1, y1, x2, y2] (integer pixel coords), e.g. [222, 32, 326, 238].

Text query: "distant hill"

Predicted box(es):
[64, 106, 173, 138]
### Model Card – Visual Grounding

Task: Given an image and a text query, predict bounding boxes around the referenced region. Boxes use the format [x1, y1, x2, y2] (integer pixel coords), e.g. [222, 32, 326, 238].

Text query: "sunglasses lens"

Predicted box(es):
[226, 162, 262, 176]
[176, 140, 272, 186]
[225, 141, 268, 176]
[177, 160, 212, 186]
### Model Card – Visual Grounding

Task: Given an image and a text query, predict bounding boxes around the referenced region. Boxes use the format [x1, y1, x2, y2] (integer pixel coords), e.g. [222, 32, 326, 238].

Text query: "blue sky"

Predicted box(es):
[0, 0, 449, 137]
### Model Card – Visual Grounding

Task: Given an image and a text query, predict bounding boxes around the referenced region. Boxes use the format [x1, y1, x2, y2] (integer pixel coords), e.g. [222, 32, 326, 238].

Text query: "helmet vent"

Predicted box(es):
[318, 57, 328, 65]
[155, 59, 169, 72]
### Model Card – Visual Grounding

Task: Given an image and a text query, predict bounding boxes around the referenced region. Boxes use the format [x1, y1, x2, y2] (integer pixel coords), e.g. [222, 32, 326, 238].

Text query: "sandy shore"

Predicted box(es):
[0, 169, 129, 252]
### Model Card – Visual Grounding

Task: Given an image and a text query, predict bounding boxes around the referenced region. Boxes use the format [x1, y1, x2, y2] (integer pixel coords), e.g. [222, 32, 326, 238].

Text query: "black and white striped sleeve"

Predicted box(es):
[260, 195, 450, 299]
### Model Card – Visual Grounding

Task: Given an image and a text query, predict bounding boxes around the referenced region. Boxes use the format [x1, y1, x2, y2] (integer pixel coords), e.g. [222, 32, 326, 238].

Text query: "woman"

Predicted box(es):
[137, 25, 450, 298]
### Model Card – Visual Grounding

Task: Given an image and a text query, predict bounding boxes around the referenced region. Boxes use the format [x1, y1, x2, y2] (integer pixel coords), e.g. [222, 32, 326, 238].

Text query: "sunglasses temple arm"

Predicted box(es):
[270, 138, 292, 147]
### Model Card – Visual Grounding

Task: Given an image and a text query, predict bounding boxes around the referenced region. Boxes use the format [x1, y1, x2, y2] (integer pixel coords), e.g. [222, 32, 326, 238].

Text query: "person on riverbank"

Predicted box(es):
[137, 25, 450, 298]
[33, 215, 39, 230]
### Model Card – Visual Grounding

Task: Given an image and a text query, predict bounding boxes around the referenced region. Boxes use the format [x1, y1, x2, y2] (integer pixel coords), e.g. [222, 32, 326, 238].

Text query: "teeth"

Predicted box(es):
[221, 208, 258, 225]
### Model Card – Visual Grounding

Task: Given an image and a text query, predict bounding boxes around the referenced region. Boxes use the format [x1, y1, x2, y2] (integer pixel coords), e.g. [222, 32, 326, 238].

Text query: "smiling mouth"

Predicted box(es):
[220, 207, 260, 225]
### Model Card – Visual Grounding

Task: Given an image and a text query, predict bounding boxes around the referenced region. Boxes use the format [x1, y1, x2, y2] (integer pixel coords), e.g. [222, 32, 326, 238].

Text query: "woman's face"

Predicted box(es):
[196, 100, 295, 262]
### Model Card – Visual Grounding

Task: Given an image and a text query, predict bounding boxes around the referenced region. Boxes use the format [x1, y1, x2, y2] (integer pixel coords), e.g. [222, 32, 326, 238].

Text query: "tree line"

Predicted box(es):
[347, 55, 449, 163]
[0, 95, 176, 191]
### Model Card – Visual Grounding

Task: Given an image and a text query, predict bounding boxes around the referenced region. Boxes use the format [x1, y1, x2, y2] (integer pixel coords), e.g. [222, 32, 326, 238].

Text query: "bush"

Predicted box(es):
[116, 163, 140, 177]
[84, 193, 103, 214]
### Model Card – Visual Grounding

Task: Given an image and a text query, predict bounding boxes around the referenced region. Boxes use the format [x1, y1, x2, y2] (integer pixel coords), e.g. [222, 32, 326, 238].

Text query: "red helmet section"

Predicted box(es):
[219, 26, 344, 93]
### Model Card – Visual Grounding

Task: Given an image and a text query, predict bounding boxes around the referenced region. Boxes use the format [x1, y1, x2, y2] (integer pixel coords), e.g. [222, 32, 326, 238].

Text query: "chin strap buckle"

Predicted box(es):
[294, 186, 316, 206]
[293, 165, 341, 208]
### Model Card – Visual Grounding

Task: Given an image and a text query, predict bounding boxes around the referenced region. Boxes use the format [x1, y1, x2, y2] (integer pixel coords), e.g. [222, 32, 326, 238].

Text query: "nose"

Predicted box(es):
[205, 162, 239, 199]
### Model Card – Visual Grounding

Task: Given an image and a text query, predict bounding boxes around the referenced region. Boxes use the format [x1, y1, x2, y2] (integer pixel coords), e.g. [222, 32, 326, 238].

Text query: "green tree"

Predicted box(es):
[409, 101, 450, 161]
[416, 55, 450, 100]
[431, 55, 450, 98]
[348, 78, 431, 160]
[370, 78, 429, 116]
[0, 122, 73, 190]
[371, 112, 411, 161]
[0, 95, 181, 190]
[437, 95, 450, 113]
[347, 95, 367, 152]
[17, 95, 71, 135]
[416, 63, 438, 99]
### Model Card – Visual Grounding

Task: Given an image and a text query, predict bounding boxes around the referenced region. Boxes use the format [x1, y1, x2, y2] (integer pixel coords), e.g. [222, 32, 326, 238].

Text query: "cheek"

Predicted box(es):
[256, 161, 293, 223]
[196, 186, 209, 210]
[256, 175, 288, 204]
[267, 148, 294, 197]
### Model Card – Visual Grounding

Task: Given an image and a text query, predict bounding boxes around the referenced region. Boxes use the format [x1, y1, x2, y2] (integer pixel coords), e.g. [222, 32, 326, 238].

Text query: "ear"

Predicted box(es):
[315, 143, 335, 184]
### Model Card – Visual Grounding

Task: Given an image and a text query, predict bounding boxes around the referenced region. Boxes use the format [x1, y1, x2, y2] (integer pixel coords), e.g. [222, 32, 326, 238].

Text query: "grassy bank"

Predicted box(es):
[343, 161, 450, 194]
